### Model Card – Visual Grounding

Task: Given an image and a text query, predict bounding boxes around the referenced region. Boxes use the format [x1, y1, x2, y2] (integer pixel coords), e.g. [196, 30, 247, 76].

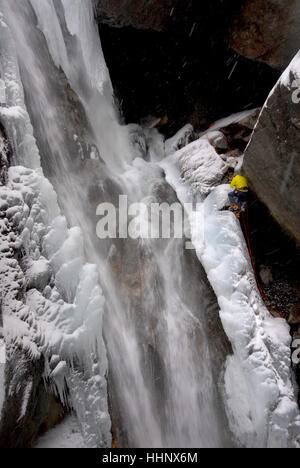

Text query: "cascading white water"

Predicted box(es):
[0, 0, 233, 447]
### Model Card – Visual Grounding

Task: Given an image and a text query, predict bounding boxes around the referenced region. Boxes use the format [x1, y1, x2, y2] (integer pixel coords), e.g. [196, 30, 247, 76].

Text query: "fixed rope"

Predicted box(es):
[241, 205, 267, 301]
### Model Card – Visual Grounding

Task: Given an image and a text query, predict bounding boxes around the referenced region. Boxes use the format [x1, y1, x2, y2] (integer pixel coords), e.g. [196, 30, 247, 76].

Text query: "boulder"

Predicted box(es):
[243, 52, 300, 244]
[230, 0, 300, 70]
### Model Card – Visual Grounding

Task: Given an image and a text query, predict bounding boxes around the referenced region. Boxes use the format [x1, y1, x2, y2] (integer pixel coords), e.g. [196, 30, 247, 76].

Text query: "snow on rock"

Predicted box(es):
[0, 7, 111, 446]
[165, 124, 194, 156]
[162, 134, 300, 448]
[173, 134, 228, 195]
[127, 123, 167, 163]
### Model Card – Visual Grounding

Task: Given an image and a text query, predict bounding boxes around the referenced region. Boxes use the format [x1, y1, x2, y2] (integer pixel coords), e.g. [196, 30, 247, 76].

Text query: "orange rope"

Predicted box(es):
[241, 206, 267, 301]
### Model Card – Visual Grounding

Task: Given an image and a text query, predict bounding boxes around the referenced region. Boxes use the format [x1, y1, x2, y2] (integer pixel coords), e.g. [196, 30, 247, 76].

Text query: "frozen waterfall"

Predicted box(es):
[0, 0, 299, 449]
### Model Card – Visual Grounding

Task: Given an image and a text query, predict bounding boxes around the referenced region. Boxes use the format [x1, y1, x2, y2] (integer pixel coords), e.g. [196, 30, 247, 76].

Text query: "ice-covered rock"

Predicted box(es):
[230, 0, 300, 70]
[206, 131, 228, 151]
[0, 336, 5, 417]
[35, 415, 86, 449]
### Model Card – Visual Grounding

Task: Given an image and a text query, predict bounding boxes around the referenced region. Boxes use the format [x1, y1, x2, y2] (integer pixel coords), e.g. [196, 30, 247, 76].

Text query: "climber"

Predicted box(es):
[228, 172, 249, 219]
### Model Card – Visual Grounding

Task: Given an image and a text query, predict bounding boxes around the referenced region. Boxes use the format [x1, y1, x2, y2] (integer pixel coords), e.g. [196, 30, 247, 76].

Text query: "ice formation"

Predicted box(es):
[0, 1, 111, 447]
[0, 0, 299, 450]
[35, 415, 86, 449]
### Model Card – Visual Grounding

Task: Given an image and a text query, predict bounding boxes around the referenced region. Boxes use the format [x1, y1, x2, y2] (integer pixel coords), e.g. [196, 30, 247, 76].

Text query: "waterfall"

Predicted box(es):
[0, 0, 233, 448]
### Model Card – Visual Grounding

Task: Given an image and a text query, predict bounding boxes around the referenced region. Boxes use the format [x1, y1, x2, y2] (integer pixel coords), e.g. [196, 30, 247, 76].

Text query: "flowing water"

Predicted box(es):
[0, 0, 233, 448]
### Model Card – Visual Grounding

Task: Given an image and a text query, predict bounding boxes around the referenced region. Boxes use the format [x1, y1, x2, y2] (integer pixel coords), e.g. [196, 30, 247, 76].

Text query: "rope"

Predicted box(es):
[241, 205, 288, 319]
[241, 205, 267, 301]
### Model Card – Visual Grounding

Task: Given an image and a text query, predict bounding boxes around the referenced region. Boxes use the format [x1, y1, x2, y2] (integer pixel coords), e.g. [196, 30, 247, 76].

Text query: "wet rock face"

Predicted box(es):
[243, 56, 300, 245]
[230, 0, 300, 70]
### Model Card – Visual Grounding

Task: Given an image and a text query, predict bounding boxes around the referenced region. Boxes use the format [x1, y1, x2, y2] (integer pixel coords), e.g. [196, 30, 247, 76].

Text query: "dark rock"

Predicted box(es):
[243, 55, 300, 245]
[0, 123, 10, 185]
[95, 0, 180, 31]
[230, 0, 300, 70]
[0, 351, 65, 448]
[289, 304, 300, 325]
